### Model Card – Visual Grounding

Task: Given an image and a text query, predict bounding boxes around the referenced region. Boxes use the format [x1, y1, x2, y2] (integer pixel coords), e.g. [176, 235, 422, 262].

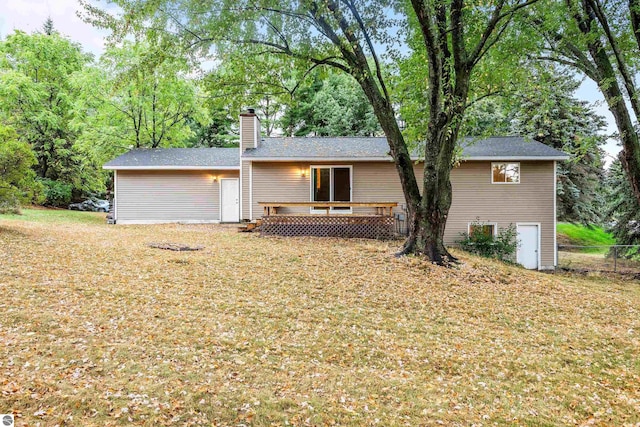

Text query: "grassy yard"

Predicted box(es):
[556, 223, 616, 253]
[1, 210, 640, 426]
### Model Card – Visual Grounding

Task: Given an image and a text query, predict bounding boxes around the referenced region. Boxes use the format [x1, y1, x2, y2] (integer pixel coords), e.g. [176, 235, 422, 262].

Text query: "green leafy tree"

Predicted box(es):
[73, 38, 207, 161]
[528, 0, 640, 208]
[82, 0, 538, 263]
[0, 125, 42, 213]
[282, 71, 380, 136]
[0, 28, 102, 199]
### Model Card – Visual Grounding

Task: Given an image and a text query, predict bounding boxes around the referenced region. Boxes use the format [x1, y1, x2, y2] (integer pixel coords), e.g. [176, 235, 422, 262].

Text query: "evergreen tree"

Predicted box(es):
[606, 159, 640, 257]
[510, 75, 606, 225]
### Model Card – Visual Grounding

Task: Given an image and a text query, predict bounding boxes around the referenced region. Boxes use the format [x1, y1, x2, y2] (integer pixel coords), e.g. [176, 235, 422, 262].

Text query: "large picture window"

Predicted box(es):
[492, 162, 520, 184]
[311, 166, 352, 212]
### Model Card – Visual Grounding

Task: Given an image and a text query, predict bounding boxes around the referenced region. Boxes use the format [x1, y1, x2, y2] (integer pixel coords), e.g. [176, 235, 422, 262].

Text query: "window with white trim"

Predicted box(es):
[311, 166, 351, 211]
[468, 223, 497, 237]
[492, 162, 520, 184]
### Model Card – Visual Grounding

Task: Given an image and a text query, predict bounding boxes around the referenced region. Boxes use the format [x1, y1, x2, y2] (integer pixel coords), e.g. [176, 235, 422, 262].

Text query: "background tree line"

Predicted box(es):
[3, 0, 640, 260]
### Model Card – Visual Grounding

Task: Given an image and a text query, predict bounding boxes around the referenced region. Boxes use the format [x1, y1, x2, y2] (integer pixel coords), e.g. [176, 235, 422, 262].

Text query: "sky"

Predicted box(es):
[0, 0, 623, 162]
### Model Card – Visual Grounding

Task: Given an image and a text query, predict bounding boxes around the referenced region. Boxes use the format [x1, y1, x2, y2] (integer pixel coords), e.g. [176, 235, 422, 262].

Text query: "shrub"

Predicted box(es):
[457, 219, 518, 262]
[0, 188, 21, 214]
[38, 178, 72, 207]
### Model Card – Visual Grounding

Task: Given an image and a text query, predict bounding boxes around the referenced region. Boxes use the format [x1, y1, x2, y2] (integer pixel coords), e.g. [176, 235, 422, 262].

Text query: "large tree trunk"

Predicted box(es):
[570, 0, 640, 205]
[356, 75, 455, 263]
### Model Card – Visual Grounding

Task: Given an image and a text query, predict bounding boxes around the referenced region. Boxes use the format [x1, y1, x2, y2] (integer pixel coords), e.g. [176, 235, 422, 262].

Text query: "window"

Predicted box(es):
[468, 223, 496, 237]
[492, 162, 520, 184]
[311, 166, 351, 212]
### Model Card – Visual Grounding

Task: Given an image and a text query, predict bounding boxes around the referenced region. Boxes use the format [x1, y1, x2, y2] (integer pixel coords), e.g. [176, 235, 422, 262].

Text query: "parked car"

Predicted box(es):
[68, 199, 110, 212]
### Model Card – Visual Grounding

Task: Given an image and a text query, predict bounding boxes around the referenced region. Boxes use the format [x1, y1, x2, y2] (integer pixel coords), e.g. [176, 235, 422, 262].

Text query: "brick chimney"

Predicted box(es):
[239, 108, 261, 151]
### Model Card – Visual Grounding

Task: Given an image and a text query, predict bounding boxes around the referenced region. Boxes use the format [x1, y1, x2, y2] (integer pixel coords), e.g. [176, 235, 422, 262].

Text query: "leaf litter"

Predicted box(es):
[0, 216, 639, 426]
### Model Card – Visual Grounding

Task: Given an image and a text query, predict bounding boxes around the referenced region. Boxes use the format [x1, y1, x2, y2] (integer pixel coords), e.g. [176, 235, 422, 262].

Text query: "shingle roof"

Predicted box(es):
[242, 136, 569, 160]
[459, 136, 569, 159]
[103, 148, 240, 170]
[103, 136, 569, 169]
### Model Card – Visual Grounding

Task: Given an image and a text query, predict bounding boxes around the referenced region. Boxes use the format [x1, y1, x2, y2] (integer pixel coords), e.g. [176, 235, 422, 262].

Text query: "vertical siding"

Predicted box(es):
[250, 160, 556, 268]
[116, 170, 238, 222]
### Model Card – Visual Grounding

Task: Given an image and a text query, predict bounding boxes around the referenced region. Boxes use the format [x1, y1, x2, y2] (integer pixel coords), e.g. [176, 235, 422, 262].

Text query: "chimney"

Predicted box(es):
[239, 108, 261, 151]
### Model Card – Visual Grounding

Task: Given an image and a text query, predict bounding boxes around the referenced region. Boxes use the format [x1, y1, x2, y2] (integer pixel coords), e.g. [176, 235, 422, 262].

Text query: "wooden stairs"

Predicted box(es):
[237, 219, 262, 233]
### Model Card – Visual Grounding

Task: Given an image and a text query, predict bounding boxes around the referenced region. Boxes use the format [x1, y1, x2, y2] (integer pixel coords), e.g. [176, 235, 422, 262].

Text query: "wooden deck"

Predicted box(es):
[258, 202, 398, 239]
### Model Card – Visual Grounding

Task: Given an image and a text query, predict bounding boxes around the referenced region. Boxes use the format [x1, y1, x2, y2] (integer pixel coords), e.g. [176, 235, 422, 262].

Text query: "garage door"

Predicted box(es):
[116, 170, 218, 223]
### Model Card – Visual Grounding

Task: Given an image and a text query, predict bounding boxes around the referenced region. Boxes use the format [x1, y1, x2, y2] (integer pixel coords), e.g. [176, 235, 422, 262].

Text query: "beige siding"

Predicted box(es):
[249, 160, 556, 268]
[240, 114, 258, 151]
[116, 170, 238, 223]
[252, 162, 311, 216]
[447, 161, 555, 268]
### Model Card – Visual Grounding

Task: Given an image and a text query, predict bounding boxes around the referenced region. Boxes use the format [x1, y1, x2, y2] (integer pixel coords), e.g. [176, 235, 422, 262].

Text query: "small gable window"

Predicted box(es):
[492, 162, 520, 184]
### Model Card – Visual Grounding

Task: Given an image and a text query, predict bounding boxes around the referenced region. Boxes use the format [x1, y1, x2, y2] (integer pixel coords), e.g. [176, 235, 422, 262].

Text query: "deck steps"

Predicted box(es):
[237, 219, 262, 233]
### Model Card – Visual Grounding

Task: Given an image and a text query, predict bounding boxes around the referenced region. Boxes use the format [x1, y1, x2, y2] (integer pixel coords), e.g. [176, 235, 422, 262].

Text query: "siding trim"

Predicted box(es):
[554, 160, 557, 267]
[117, 219, 221, 225]
[249, 162, 253, 220]
[239, 161, 243, 220]
[104, 166, 239, 171]
[244, 156, 569, 162]
[114, 170, 118, 222]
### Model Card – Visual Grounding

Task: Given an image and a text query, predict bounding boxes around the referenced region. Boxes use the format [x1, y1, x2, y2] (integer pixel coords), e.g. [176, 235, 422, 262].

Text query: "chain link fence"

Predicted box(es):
[558, 245, 640, 274]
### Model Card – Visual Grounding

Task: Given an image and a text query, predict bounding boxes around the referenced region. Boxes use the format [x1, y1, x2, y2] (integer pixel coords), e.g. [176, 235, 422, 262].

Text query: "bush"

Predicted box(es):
[457, 219, 518, 262]
[0, 188, 21, 214]
[38, 178, 72, 207]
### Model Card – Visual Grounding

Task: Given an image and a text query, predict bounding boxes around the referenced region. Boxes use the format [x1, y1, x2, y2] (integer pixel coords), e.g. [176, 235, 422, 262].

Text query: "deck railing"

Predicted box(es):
[257, 202, 399, 239]
[258, 202, 397, 217]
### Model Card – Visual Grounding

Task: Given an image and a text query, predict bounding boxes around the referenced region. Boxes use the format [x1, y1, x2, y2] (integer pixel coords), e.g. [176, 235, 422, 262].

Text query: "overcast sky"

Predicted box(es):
[0, 0, 622, 162]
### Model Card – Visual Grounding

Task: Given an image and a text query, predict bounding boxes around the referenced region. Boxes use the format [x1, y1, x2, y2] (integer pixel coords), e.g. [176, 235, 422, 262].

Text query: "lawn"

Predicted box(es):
[556, 223, 616, 253]
[1, 210, 640, 426]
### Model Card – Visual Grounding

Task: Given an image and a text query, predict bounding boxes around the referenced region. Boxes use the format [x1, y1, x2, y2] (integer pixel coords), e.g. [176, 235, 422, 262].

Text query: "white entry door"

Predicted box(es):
[220, 178, 239, 222]
[517, 224, 539, 269]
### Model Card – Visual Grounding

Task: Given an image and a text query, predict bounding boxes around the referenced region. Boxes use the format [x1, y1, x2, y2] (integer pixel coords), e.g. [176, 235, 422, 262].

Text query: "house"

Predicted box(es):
[104, 109, 569, 270]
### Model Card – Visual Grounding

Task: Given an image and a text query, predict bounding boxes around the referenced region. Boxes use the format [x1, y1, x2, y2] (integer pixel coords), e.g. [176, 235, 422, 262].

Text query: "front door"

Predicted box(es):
[220, 178, 239, 222]
[517, 224, 539, 269]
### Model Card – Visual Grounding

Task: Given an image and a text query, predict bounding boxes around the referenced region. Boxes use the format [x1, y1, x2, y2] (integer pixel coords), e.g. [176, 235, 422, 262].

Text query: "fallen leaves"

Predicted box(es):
[0, 212, 639, 426]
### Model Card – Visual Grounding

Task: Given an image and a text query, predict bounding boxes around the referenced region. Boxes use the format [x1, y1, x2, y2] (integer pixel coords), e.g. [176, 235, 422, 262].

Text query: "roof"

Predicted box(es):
[242, 136, 569, 161]
[459, 136, 570, 160]
[103, 148, 240, 170]
[102, 137, 569, 169]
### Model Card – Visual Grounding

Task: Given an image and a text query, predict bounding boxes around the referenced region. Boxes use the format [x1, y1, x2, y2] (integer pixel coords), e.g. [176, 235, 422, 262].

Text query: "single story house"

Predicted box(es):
[104, 109, 569, 270]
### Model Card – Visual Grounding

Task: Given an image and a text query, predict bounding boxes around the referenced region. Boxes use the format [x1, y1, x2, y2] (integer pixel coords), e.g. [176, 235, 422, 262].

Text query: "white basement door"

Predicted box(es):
[517, 224, 539, 269]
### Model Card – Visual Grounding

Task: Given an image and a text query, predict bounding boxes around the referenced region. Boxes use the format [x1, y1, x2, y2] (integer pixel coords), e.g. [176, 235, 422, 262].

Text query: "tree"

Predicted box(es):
[528, 0, 640, 208]
[606, 159, 640, 257]
[510, 73, 606, 225]
[0, 125, 41, 213]
[73, 38, 207, 161]
[82, 0, 538, 263]
[281, 70, 380, 136]
[0, 28, 101, 200]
